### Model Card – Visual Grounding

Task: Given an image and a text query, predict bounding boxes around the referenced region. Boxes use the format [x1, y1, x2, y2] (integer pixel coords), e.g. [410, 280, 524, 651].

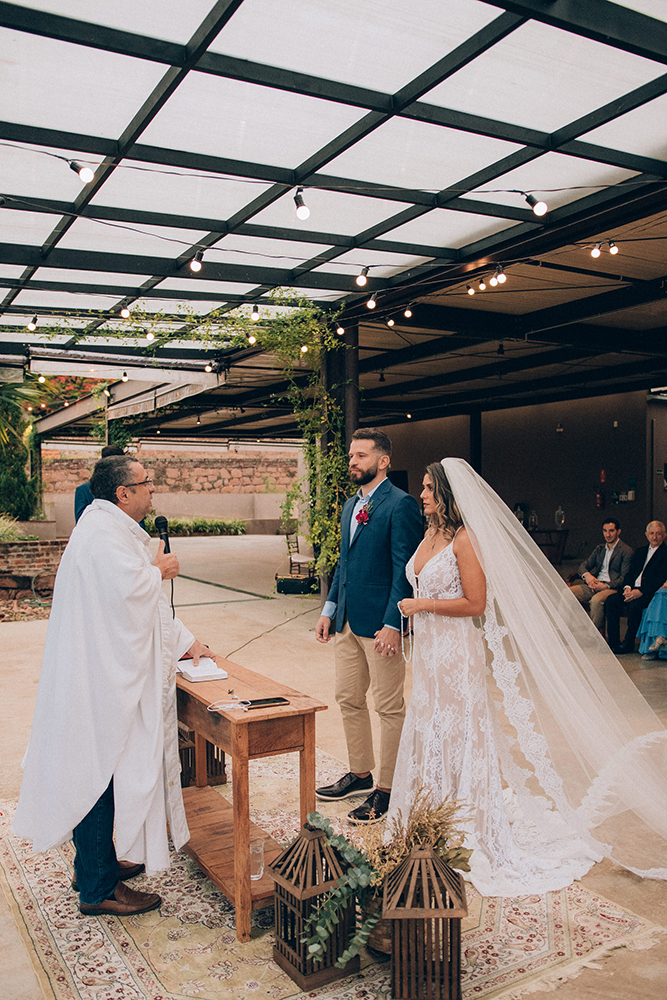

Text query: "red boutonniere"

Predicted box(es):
[356, 501, 373, 525]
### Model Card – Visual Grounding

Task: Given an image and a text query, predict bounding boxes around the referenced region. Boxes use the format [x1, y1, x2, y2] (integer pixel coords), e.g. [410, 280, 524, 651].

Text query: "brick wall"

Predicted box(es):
[42, 452, 298, 495]
[0, 539, 68, 597]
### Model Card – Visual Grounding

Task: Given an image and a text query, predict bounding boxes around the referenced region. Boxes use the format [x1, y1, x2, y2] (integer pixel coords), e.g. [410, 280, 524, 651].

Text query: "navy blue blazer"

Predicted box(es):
[327, 478, 423, 638]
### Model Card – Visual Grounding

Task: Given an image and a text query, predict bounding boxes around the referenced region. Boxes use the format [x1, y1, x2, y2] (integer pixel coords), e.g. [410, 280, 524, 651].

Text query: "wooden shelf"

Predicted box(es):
[182, 785, 282, 908]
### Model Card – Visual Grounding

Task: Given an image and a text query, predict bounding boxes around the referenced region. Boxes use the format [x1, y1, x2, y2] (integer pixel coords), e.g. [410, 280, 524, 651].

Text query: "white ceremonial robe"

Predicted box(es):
[13, 499, 194, 871]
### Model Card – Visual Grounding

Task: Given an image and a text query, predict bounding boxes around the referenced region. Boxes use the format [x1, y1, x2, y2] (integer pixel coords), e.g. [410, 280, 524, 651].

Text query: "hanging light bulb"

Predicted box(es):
[497, 343, 505, 356]
[301, 344, 308, 353]
[293, 187, 310, 220]
[27, 315, 37, 331]
[121, 371, 129, 382]
[120, 306, 130, 318]
[496, 267, 506, 284]
[103, 388, 111, 398]
[204, 363, 213, 372]
[37, 374, 45, 383]
[196, 415, 201, 425]
[366, 294, 377, 309]
[478, 278, 487, 291]
[591, 243, 602, 258]
[63, 400, 69, 407]
[27, 405, 32, 411]
[608, 241, 619, 255]
[489, 274, 498, 287]
[467, 285, 475, 296]
[189, 250, 204, 272]
[387, 318, 395, 326]
[156, 428, 161, 434]
[379, 372, 385, 382]
[406, 413, 412, 419]
[356, 267, 369, 287]
[403, 305, 412, 318]
[248, 334, 257, 344]
[336, 326, 345, 335]
[146, 331, 155, 341]
[525, 193, 548, 216]
[250, 303, 260, 321]
[69, 160, 94, 183]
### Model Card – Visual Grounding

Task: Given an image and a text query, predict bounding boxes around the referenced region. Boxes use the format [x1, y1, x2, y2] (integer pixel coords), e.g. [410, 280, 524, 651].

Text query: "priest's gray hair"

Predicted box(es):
[90, 455, 138, 504]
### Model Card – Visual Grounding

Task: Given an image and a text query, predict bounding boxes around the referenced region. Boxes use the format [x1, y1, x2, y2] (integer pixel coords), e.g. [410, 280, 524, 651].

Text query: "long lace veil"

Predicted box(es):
[442, 457, 667, 879]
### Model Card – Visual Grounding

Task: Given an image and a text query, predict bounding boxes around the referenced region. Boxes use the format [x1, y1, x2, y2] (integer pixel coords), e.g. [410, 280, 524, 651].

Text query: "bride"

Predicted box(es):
[387, 458, 667, 897]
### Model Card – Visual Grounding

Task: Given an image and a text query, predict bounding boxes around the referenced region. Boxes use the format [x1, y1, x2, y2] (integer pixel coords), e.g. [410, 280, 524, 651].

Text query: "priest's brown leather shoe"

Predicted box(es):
[79, 881, 161, 916]
[72, 859, 145, 892]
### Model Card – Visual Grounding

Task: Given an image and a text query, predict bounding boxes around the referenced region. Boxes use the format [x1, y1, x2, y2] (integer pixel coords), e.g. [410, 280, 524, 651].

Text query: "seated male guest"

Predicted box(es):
[605, 520, 667, 654]
[569, 519, 633, 630]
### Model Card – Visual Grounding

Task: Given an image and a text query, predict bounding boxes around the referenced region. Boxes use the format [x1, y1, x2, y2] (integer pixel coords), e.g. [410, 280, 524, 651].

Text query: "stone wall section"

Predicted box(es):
[42, 452, 298, 495]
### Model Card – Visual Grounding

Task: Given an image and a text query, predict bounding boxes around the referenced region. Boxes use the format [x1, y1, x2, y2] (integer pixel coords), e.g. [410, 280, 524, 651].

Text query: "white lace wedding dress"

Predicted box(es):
[387, 540, 602, 898]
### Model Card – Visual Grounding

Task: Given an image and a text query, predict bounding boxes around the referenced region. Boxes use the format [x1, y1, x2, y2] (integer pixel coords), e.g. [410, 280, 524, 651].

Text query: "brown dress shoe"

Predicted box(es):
[79, 881, 161, 916]
[72, 859, 145, 892]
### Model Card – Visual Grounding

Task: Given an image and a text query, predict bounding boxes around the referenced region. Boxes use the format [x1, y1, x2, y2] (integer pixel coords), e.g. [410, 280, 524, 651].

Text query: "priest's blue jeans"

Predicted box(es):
[72, 778, 118, 905]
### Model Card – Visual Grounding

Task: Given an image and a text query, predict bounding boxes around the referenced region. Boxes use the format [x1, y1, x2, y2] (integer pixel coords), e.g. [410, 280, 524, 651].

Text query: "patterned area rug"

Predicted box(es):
[1, 750, 663, 1000]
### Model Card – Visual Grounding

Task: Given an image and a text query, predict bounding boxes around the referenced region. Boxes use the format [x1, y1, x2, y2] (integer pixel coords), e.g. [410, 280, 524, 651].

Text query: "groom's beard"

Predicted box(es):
[350, 462, 379, 486]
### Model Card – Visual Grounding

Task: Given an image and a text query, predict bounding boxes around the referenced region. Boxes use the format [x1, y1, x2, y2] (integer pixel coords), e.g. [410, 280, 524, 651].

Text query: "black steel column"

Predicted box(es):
[470, 409, 482, 474]
[344, 325, 359, 448]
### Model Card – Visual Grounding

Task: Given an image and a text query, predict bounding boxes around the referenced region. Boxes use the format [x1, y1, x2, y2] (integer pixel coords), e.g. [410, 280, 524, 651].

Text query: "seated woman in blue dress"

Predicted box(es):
[637, 584, 667, 660]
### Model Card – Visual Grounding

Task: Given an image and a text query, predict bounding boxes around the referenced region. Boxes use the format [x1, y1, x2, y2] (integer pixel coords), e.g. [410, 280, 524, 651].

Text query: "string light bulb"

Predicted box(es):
[121, 371, 129, 382]
[387, 318, 395, 326]
[379, 372, 385, 382]
[496, 267, 506, 284]
[366, 294, 377, 309]
[497, 343, 505, 356]
[293, 187, 310, 220]
[406, 413, 412, 419]
[489, 274, 498, 287]
[37, 374, 45, 383]
[478, 278, 486, 291]
[525, 193, 548, 216]
[63, 400, 69, 406]
[609, 241, 619, 255]
[189, 250, 203, 272]
[146, 331, 155, 341]
[204, 363, 213, 372]
[248, 334, 257, 344]
[300, 344, 308, 353]
[403, 305, 412, 318]
[250, 304, 260, 321]
[120, 307, 130, 318]
[196, 415, 201, 425]
[69, 160, 94, 183]
[591, 243, 601, 258]
[356, 267, 369, 287]
[467, 285, 475, 296]
[336, 326, 345, 335]
[27, 316, 37, 331]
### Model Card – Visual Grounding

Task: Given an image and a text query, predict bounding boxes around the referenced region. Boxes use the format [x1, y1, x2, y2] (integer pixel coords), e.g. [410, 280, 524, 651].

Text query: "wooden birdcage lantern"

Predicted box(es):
[383, 846, 468, 1000]
[268, 824, 360, 990]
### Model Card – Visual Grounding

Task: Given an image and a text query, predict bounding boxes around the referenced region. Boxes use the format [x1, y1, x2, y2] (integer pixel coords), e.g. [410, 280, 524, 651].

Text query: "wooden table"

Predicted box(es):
[176, 659, 327, 942]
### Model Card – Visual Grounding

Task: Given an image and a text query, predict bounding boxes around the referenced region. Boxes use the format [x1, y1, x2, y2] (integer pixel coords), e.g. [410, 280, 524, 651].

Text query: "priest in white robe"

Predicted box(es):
[13, 455, 217, 916]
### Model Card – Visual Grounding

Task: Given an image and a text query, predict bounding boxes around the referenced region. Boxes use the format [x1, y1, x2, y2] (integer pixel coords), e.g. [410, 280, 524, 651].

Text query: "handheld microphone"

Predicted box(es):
[154, 515, 171, 553]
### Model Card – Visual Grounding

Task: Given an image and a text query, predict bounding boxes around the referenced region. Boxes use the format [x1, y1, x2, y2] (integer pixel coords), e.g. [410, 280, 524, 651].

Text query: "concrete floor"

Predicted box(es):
[1, 535, 667, 999]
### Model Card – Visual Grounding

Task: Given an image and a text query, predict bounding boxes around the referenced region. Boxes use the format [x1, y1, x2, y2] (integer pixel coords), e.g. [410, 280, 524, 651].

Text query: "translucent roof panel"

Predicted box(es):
[141, 75, 365, 169]
[325, 118, 521, 192]
[0, 143, 106, 201]
[90, 161, 272, 221]
[131, 298, 223, 315]
[260, 287, 346, 302]
[580, 93, 667, 160]
[461, 154, 639, 213]
[0, 208, 62, 245]
[158, 278, 257, 296]
[250, 187, 407, 238]
[382, 208, 517, 249]
[31, 268, 152, 287]
[313, 248, 433, 279]
[56, 218, 208, 258]
[608, 1, 667, 17]
[212, 0, 499, 93]
[0, 29, 166, 137]
[424, 20, 664, 133]
[13, 0, 221, 43]
[207, 235, 331, 270]
[0, 265, 29, 280]
[13, 288, 123, 311]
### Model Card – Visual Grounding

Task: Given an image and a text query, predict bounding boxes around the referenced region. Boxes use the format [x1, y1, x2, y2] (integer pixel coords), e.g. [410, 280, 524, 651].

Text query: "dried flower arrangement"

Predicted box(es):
[303, 784, 472, 968]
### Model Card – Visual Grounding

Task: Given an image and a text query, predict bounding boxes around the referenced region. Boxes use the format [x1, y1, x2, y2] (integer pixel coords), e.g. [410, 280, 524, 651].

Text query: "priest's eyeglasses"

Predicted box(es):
[122, 477, 153, 488]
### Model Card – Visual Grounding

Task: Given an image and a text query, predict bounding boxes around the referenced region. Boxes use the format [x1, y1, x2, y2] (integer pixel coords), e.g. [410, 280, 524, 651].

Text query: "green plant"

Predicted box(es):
[303, 786, 472, 968]
[0, 514, 25, 541]
[143, 514, 246, 536]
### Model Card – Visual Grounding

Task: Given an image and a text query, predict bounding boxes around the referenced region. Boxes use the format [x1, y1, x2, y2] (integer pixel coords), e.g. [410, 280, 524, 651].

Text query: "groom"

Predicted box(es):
[315, 428, 423, 824]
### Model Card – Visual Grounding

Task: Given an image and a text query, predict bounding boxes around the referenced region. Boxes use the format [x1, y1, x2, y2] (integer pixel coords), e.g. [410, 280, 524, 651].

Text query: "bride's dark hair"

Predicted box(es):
[425, 462, 463, 539]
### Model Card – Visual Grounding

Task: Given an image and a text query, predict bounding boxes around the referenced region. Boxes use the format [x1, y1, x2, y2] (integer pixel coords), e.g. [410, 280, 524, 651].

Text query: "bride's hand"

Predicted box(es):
[399, 598, 423, 616]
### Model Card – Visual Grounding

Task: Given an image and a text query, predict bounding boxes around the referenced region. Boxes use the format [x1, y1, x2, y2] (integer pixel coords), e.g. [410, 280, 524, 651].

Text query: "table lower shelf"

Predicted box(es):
[181, 785, 282, 908]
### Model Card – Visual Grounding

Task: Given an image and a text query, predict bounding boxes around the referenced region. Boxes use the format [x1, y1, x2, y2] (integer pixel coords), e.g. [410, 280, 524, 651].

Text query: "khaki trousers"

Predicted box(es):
[334, 622, 406, 789]
[569, 583, 617, 629]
